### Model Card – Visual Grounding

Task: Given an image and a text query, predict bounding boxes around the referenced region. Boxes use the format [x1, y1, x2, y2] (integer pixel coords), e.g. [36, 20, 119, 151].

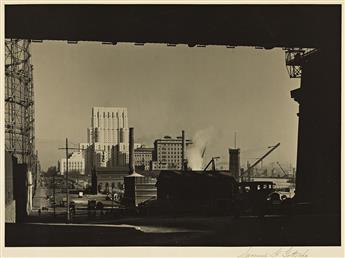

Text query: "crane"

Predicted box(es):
[241, 143, 280, 181]
[201, 146, 207, 158]
[276, 162, 288, 178]
[204, 156, 220, 172]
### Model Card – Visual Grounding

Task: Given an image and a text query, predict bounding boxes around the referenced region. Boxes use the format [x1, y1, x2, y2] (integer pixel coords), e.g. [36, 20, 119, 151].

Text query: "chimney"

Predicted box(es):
[229, 148, 240, 181]
[181, 130, 185, 171]
[129, 127, 135, 173]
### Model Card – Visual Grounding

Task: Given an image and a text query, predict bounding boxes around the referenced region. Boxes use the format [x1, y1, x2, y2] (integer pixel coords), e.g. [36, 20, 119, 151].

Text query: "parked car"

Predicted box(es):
[265, 192, 282, 214]
[88, 200, 97, 210]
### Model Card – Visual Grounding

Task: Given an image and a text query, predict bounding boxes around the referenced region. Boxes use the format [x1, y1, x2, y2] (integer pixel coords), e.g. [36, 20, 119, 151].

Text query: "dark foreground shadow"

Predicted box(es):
[5, 214, 340, 247]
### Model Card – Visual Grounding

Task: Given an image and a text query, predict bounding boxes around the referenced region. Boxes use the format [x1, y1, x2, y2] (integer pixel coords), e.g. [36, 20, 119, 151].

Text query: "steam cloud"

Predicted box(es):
[187, 127, 216, 170]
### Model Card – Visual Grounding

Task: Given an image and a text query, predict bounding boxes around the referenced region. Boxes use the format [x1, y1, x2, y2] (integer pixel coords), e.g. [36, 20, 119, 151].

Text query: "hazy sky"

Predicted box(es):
[31, 41, 300, 170]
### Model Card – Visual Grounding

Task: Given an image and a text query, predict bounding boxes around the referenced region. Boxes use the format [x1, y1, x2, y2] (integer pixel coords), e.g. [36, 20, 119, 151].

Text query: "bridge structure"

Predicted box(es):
[4, 5, 341, 218]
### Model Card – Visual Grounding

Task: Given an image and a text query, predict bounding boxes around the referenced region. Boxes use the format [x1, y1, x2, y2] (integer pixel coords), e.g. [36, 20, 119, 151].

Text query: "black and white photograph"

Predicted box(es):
[1, 3, 343, 257]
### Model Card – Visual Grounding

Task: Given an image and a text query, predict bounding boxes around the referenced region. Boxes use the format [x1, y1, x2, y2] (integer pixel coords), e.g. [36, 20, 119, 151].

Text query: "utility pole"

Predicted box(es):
[111, 187, 114, 213]
[65, 138, 70, 223]
[58, 140, 90, 222]
[35, 150, 39, 195]
[58, 138, 70, 223]
[53, 172, 56, 217]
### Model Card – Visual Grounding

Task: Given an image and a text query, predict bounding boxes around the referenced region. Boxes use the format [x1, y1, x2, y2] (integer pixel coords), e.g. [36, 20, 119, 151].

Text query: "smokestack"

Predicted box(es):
[129, 127, 134, 173]
[181, 130, 185, 171]
[229, 148, 240, 181]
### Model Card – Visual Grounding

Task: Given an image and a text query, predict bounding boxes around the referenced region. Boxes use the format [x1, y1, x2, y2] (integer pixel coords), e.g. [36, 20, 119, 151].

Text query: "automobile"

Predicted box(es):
[105, 194, 114, 201]
[96, 201, 104, 210]
[88, 200, 97, 210]
[264, 192, 284, 215]
[234, 181, 274, 218]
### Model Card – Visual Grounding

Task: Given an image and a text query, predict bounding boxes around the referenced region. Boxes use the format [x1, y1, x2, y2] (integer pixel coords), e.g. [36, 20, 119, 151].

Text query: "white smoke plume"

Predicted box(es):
[187, 127, 216, 170]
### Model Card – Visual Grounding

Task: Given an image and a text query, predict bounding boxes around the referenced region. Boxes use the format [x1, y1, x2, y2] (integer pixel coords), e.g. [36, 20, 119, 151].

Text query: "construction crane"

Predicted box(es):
[204, 156, 220, 172]
[201, 146, 207, 158]
[241, 143, 280, 181]
[276, 162, 288, 178]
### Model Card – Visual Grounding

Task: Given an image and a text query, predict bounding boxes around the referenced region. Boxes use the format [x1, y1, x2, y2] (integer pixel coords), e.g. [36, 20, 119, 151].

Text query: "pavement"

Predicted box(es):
[5, 213, 341, 246]
[14, 180, 339, 246]
[32, 185, 50, 210]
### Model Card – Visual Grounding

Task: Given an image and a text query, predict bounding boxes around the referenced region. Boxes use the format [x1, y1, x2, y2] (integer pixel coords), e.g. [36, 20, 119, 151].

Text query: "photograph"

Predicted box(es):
[2, 3, 343, 257]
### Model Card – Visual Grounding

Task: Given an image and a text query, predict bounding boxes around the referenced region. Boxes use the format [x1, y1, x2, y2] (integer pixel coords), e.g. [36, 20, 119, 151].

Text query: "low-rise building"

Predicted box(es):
[59, 151, 85, 175]
[156, 170, 238, 213]
[95, 166, 130, 194]
[124, 172, 157, 207]
[134, 147, 154, 170]
[153, 136, 192, 170]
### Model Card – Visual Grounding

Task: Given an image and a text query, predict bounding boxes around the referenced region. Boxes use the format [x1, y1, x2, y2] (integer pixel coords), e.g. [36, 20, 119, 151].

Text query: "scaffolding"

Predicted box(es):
[284, 48, 318, 78]
[5, 39, 35, 169]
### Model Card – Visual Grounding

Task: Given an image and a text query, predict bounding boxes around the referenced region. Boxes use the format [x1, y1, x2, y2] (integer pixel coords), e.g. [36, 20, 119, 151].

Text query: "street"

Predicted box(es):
[6, 213, 340, 246]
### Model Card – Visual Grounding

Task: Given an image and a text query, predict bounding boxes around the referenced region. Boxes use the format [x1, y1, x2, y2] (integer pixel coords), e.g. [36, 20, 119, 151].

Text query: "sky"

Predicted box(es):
[31, 41, 300, 171]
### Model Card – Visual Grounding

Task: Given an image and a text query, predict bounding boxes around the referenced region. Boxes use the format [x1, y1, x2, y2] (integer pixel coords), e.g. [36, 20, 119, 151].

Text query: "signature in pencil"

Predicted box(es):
[238, 247, 309, 258]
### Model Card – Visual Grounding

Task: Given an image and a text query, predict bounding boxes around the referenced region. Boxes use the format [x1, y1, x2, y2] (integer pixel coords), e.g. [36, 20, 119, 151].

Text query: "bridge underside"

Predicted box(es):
[5, 5, 341, 215]
[5, 5, 340, 49]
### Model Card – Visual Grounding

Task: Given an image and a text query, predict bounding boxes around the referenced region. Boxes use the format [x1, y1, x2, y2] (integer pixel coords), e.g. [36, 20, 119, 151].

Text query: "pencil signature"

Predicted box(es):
[238, 247, 309, 258]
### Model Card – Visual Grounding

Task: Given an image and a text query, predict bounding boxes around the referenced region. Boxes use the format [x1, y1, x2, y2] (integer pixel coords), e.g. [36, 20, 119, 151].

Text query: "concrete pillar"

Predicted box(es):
[292, 48, 340, 214]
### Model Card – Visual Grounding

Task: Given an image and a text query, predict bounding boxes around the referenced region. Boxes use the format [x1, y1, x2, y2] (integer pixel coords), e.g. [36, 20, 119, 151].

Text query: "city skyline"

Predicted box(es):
[4, 4, 340, 250]
[32, 41, 300, 170]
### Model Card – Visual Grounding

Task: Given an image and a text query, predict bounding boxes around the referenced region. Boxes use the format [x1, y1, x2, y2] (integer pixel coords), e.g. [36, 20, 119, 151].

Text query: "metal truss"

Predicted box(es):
[284, 48, 317, 78]
[5, 39, 35, 168]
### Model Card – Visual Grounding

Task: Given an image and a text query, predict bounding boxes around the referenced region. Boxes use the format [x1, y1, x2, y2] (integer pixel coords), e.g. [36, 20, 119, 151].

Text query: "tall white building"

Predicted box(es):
[83, 107, 131, 174]
[88, 107, 129, 145]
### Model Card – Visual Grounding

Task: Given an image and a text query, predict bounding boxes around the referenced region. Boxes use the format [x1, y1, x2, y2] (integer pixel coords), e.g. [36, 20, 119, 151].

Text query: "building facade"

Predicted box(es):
[95, 167, 130, 194]
[152, 136, 192, 170]
[124, 174, 157, 207]
[134, 147, 154, 170]
[59, 151, 85, 175]
[82, 107, 134, 174]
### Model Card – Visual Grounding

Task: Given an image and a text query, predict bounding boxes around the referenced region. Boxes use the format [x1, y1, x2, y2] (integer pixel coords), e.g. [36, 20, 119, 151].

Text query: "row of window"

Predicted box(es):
[239, 184, 273, 192]
[158, 145, 182, 149]
[160, 155, 181, 159]
[134, 154, 152, 157]
[63, 162, 84, 166]
[159, 151, 181, 155]
[96, 111, 127, 119]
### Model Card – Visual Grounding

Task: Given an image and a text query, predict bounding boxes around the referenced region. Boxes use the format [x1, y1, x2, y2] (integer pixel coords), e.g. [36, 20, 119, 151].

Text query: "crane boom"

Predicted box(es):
[242, 143, 280, 177]
[204, 156, 220, 172]
[201, 146, 207, 158]
[276, 162, 288, 177]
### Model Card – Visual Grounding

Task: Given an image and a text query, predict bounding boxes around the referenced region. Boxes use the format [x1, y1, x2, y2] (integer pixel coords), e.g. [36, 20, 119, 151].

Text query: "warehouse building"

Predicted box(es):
[123, 172, 157, 207]
[156, 170, 238, 213]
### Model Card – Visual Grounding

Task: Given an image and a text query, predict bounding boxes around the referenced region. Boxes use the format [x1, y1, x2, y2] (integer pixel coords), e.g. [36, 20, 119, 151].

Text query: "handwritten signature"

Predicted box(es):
[238, 247, 309, 258]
